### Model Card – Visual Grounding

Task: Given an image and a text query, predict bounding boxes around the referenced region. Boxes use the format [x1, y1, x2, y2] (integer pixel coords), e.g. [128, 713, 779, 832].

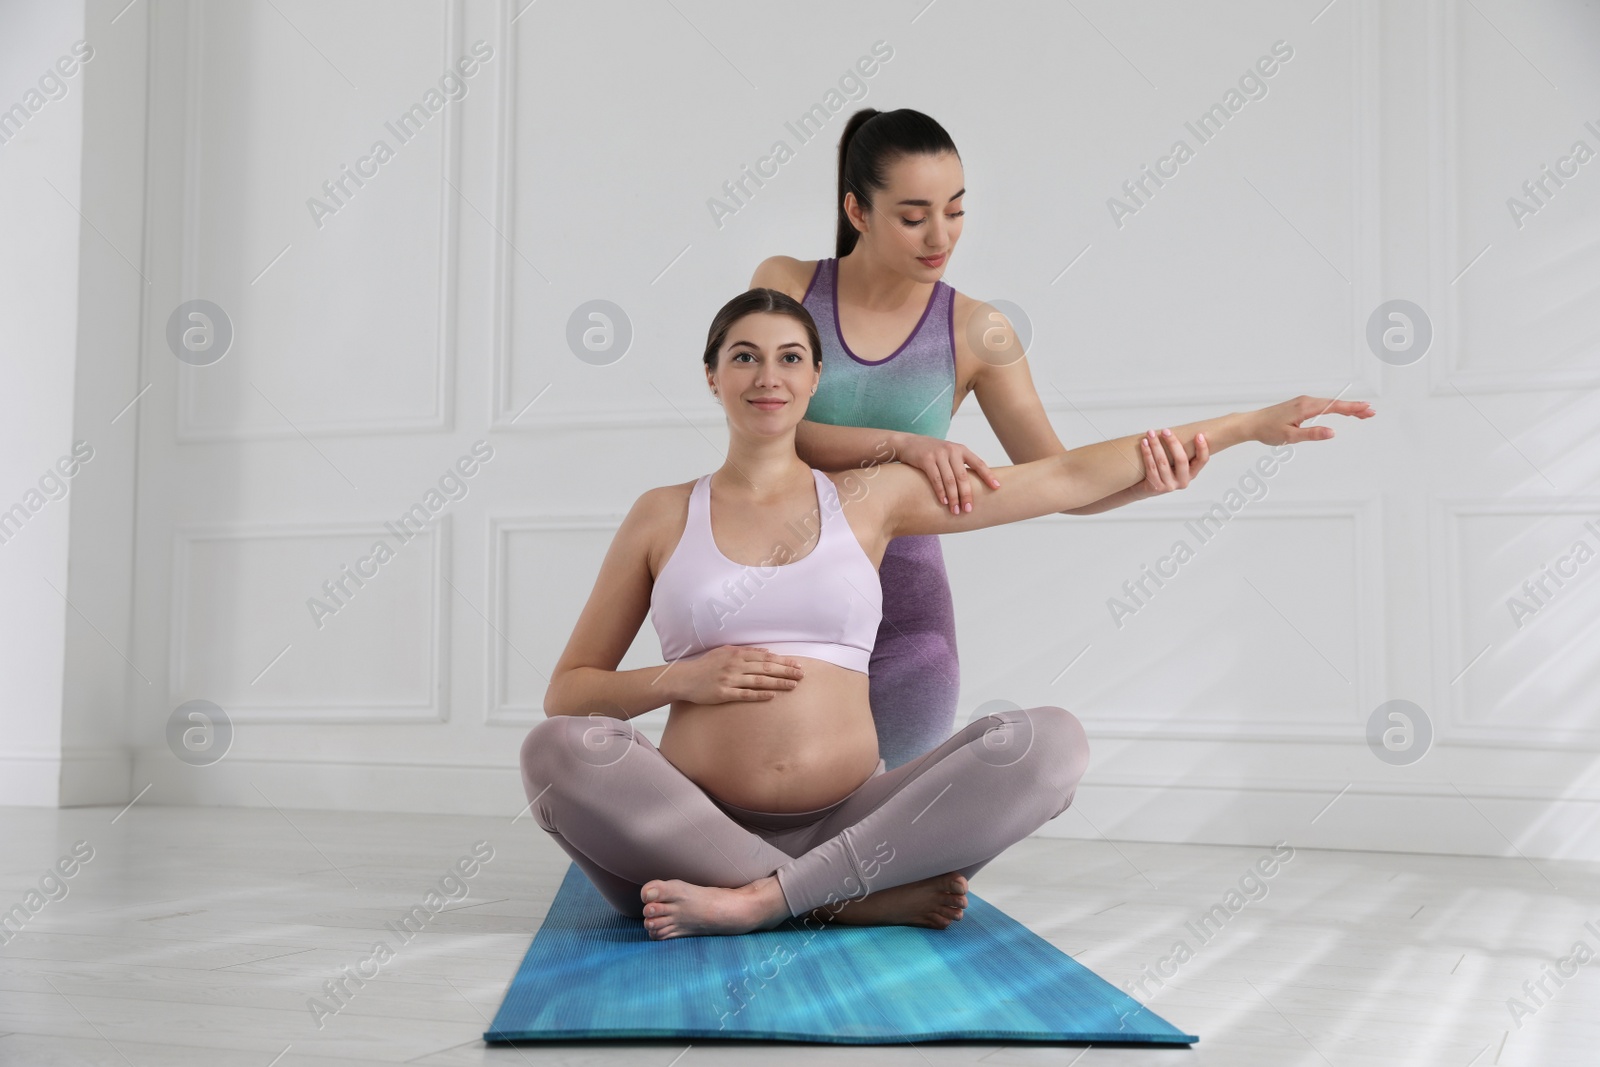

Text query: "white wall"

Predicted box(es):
[0, 0, 140, 805]
[0, 1, 84, 805]
[6, 0, 1599, 861]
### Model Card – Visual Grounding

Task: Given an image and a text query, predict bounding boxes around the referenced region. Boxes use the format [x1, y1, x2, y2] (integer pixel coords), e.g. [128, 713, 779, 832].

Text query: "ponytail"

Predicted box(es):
[835, 109, 881, 258]
[835, 108, 959, 258]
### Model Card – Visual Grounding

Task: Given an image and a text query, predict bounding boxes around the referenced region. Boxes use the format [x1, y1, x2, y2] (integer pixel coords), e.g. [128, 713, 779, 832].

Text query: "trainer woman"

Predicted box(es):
[750, 107, 1197, 770]
[523, 289, 1371, 939]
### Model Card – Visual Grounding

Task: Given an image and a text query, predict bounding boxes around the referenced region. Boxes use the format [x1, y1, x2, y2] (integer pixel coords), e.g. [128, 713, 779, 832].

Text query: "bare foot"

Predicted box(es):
[639, 874, 788, 939]
[808, 873, 969, 929]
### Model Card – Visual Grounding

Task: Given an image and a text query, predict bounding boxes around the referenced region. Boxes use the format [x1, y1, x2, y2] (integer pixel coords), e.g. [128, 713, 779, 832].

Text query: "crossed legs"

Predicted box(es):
[520, 705, 1088, 937]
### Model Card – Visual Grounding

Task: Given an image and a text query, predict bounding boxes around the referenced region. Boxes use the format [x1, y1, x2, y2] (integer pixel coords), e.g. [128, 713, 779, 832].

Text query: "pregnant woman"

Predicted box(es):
[750, 107, 1198, 770]
[522, 288, 1371, 939]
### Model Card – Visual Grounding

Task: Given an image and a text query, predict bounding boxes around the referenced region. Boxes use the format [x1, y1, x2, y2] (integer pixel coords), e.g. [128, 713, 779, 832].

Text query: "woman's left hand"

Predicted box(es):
[1248, 395, 1376, 445]
[1138, 426, 1209, 495]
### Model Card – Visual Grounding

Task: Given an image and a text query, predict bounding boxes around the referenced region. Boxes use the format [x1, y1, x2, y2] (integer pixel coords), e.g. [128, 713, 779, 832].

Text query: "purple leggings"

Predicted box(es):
[872, 534, 960, 770]
[520, 705, 1089, 919]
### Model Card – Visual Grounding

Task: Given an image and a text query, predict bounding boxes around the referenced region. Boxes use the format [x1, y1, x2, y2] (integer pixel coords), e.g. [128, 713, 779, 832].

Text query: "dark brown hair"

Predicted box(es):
[702, 288, 823, 372]
[836, 108, 960, 258]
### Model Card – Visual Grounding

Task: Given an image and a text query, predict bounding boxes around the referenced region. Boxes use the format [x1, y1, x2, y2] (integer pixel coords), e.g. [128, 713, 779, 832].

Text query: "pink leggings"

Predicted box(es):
[519, 706, 1089, 919]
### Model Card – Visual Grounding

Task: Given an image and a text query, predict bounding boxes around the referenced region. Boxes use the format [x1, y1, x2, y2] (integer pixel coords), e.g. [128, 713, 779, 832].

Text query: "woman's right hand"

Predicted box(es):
[673, 646, 806, 705]
[892, 433, 1001, 516]
[1137, 426, 1209, 495]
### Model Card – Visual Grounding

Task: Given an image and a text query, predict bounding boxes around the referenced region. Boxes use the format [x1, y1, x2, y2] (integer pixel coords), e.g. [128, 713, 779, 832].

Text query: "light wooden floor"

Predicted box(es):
[2, 805, 1597, 1066]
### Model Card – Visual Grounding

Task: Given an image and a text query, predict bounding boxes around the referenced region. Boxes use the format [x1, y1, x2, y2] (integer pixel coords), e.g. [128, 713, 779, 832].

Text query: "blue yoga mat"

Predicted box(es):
[485, 863, 1197, 1046]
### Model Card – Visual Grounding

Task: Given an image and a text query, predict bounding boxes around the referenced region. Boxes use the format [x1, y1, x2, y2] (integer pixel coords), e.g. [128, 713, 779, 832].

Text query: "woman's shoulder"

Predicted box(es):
[947, 287, 988, 328]
[750, 255, 822, 301]
[632, 479, 697, 523]
[947, 288, 1025, 370]
[628, 480, 699, 578]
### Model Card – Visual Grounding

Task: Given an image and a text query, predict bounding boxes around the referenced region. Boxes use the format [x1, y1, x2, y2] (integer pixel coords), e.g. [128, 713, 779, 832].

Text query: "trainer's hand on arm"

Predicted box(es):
[671, 646, 806, 705]
[1139, 425, 1211, 493]
[1051, 424, 1210, 514]
[892, 433, 1000, 516]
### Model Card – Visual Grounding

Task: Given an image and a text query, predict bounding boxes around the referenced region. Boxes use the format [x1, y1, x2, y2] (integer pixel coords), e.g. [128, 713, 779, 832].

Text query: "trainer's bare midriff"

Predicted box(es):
[657, 655, 880, 813]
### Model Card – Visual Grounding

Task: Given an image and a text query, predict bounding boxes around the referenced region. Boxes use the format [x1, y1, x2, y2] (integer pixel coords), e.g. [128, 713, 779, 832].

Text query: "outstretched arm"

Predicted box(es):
[863, 396, 1373, 539]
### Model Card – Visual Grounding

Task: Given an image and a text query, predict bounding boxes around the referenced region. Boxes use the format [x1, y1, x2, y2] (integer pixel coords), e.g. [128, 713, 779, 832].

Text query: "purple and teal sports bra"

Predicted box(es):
[649, 468, 884, 674]
[801, 257, 957, 440]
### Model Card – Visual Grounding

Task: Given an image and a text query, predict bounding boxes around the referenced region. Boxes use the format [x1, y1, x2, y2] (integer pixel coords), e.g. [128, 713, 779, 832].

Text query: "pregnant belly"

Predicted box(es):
[657, 657, 880, 813]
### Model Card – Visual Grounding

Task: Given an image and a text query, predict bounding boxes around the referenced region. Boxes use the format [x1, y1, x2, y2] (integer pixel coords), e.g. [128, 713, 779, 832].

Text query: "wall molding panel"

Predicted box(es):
[171, 0, 462, 443]
[169, 519, 451, 724]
